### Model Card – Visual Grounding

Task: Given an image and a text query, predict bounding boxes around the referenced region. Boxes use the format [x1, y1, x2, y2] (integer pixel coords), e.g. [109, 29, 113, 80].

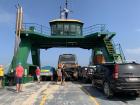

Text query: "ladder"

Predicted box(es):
[104, 39, 124, 63]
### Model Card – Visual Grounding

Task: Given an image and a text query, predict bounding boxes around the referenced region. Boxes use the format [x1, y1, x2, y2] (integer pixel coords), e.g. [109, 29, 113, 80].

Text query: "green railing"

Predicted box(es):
[22, 23, 50, 35]
[83, 24, 107, 35]
[114, 43, 126, 62]
[22, 23, 107, 36]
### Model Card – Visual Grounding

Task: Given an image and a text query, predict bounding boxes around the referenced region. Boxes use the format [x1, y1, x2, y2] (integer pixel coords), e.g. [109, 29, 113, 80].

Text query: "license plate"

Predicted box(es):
[129, 78, 138, 81]
[41, 72, 50, 76]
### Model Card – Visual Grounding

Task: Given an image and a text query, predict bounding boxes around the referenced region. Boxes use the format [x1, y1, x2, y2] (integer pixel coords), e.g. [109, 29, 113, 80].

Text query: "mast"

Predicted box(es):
[65, 0, 68, 9]
[65, 0, 68, 19]
[60, 0, 70, 19]
[14, 4, 23, 56]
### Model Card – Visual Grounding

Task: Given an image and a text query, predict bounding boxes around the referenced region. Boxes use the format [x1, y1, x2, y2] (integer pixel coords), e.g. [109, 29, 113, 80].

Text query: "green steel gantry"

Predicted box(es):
[9, 20, 125, 74]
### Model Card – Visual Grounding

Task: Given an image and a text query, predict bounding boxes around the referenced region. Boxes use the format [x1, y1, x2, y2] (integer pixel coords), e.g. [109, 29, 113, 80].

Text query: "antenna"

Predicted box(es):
[65, 0, 68, 9]
[65, 0, 69, 19]
[60, 6, 62, 18]
[60, 0, 70, 19]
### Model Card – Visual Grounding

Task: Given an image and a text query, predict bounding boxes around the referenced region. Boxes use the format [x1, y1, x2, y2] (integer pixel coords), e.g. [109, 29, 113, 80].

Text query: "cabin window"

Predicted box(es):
[70, 24, 76, 35]
[57, 24, 63, 35]
[51, 22, 83, 36]
[64, 24, 69, 35]
[76, 25, 81, 35]
[52, 24, 57, 35]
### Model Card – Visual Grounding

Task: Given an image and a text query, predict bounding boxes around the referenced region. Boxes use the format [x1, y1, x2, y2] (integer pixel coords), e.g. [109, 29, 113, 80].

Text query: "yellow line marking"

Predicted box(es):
[40, 95, 47, 105]
[39, 84, 59, 105]
[89, 95, 100, 105]
[21, 83, 50, 105]
[82, 87, 100, 105]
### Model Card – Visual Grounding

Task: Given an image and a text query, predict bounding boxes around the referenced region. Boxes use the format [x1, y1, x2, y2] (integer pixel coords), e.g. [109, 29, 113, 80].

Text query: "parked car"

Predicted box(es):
[40, 66, 55, 80]
[79, 66, 95, 82]
[78, 66, 88, 80]
[85, 66, 95, 82]
[92, 63, 140, 98]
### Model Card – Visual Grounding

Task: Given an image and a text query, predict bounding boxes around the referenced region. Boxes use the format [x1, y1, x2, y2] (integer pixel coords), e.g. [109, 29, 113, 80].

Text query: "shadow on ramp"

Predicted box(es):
[6, 87, 16, 92]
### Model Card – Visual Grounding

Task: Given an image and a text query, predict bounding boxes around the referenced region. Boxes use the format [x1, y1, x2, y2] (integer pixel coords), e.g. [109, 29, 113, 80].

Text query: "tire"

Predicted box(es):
[103, 82, 113, 98]
[82, 77, 85, 83]
[92, 79, 96, 88]
[133, 91, 140, 97]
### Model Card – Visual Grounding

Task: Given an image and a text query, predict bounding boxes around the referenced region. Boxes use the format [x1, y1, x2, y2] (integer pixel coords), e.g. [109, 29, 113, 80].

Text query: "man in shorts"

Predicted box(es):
[0, 65, 4, 88]
[15, 62, 24, 92]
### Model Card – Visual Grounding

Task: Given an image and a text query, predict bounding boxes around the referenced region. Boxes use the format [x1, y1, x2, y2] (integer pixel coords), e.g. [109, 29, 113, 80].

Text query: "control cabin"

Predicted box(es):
[50, 19, 83, 36]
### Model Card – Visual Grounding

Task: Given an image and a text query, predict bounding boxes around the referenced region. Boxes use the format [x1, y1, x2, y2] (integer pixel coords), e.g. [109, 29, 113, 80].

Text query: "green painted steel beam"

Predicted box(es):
[20, 31, 109, 49]
[8, 39, 31, 73]
[16, 40, 31, 68]
[31, 47, 41, 67]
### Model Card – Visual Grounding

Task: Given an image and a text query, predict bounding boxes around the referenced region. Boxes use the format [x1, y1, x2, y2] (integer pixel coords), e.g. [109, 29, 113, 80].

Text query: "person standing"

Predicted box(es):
[35, 66, 40, 83]
[61, 68, 67, 85]
[57, 68, 62, 84]
[50, 67, 55, 81]
[61, 69, 66, 85]
[15, 62, 24, 92]
[0, 65, 4, 88]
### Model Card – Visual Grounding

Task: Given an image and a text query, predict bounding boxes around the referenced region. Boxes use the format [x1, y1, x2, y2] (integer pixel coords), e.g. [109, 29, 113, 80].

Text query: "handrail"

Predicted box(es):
[113, 42, 126, 62]
[118, 44, 126, 61]
[22, 23, 51, 35]
[83, 24, 107, 35]
[22, 23, 107, 36]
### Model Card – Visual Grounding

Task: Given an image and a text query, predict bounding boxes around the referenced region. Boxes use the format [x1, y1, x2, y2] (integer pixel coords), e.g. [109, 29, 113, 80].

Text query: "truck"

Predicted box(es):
[92, 62, 140, 98]
[58, 54, 79, 80]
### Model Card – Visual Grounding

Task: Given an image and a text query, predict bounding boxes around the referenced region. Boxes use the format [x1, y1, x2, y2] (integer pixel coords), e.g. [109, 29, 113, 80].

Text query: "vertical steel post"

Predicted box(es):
[31, 48, 41, 67]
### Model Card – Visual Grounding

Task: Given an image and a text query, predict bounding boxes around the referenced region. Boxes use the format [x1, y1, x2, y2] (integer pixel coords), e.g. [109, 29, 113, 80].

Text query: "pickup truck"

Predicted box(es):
[92, 62, 140, 98]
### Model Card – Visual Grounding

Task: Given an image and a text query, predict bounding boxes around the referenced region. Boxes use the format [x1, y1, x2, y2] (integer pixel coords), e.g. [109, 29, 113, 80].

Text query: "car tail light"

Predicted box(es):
[113, 64, 119, 80]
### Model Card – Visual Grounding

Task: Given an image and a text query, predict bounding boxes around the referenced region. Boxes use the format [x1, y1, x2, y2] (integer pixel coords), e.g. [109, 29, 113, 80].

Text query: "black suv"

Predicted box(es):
[92, 63, 140, 98]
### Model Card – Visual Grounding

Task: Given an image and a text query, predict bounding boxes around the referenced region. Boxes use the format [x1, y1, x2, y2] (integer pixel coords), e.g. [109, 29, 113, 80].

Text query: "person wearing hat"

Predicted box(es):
[0, 65, 4, 88]
[15, 62, 24, 92]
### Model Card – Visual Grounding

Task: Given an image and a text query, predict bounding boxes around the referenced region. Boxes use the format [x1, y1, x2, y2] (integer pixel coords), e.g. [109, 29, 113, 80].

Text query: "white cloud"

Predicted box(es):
[125, 48, 140, 54]
[0, 9, 15, 24]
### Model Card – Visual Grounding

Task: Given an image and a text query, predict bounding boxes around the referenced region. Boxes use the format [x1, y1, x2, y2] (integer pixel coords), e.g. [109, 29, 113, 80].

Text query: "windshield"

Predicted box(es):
[41, 66, 51, 70]
[59, 54, 76, 63]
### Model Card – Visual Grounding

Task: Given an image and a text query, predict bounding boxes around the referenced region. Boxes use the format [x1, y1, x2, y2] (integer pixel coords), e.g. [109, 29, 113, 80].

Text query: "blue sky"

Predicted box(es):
[0, 0, 140, 68]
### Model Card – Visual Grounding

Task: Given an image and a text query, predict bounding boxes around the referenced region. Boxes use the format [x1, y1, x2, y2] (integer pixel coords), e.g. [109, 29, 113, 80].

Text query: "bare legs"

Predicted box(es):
[0, 80, 2, 88]
[57, 76, 62, 84]
[37, 76, 40, 83]
[16, 83, 19, 92]
[16, 83, 22, 92]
